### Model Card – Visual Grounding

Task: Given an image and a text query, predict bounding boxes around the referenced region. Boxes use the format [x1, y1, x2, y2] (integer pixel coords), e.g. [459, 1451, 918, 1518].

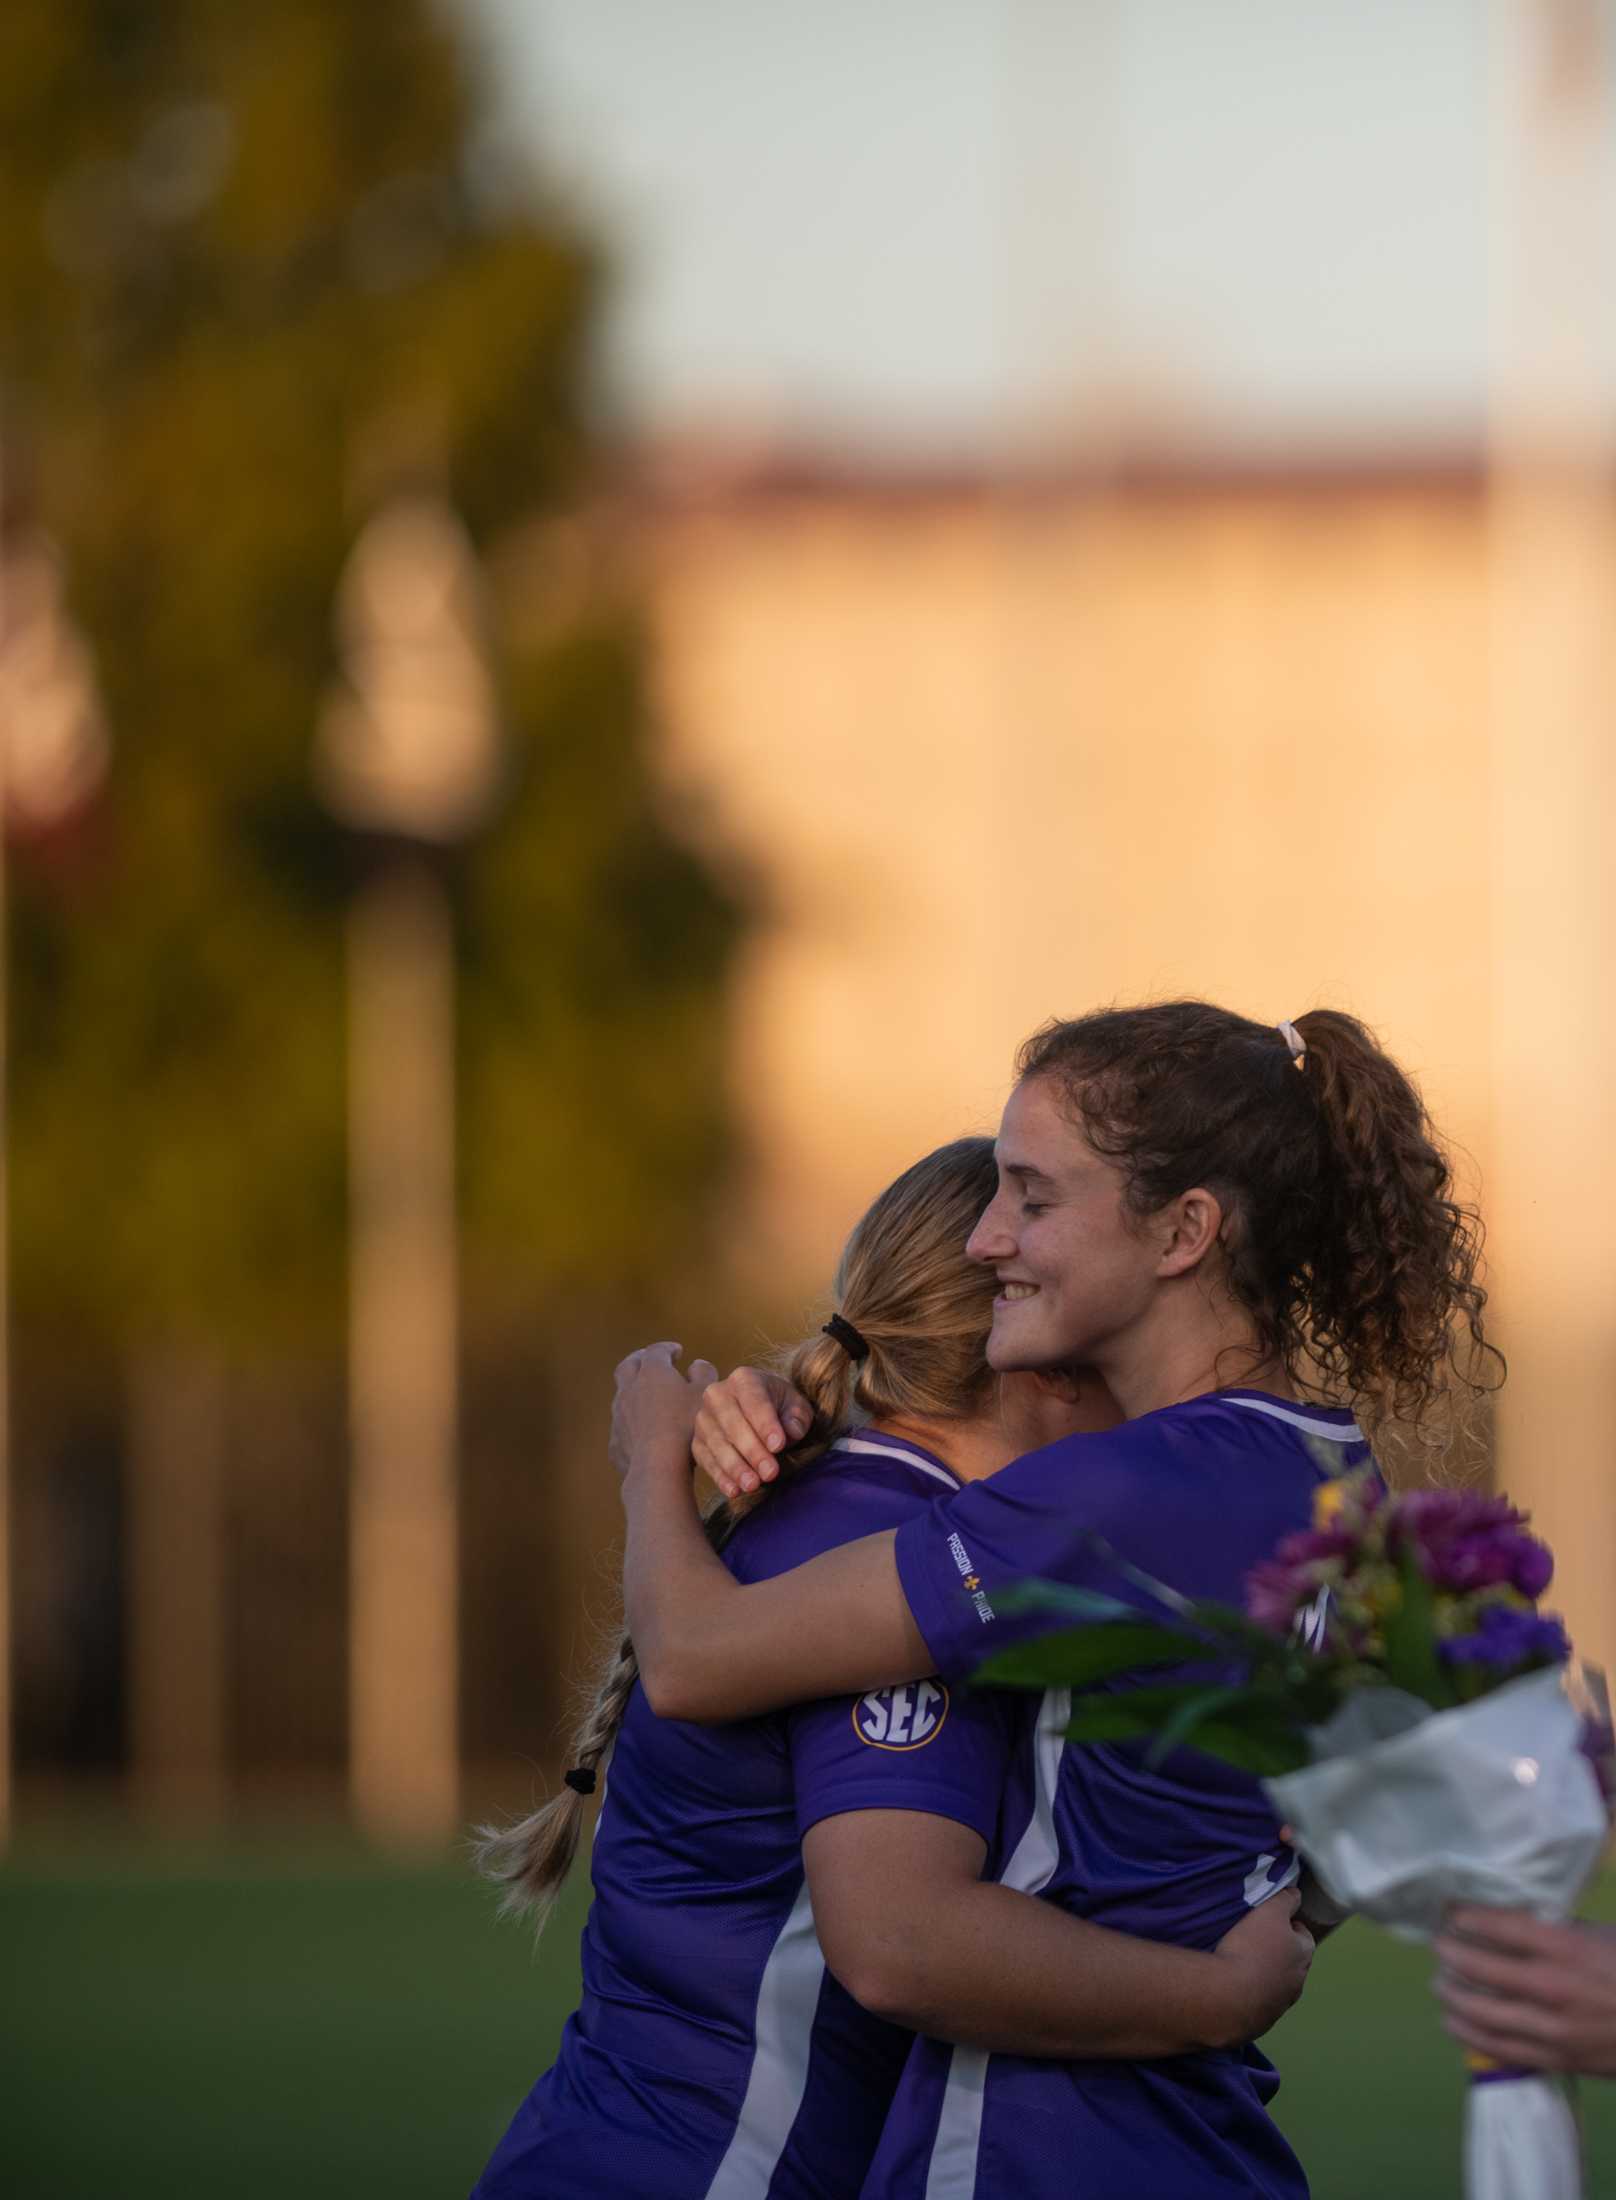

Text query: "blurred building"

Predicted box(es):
[640, 449, 1491, 1276]
[632, 443, 1615, 1673]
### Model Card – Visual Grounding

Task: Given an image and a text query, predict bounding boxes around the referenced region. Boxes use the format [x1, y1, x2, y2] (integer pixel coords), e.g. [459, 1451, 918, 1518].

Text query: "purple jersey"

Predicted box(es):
[473, 1431, 1019, 2200]
[868, 1391, 1373, 2200]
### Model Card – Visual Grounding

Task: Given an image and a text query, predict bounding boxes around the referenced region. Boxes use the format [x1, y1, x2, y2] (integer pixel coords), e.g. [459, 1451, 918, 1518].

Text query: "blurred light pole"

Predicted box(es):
[317, 494, 500, 1849]
[0, 517, 110, 1846]
[1487, 0, 1616, 1678]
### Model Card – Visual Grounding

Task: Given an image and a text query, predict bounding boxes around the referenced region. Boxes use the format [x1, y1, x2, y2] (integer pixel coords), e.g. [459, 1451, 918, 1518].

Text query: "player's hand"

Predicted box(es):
[1209, 1889, 1315, 2043]
[1293, 1863, 1353, 1936]
[692, 1366, 812, 1499]
[609, 1343, 718, 1485]
[1434, 1909, 1616, 2076]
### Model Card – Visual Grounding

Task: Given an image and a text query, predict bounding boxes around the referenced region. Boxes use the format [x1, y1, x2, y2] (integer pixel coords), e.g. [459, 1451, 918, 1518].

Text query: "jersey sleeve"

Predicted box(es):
[724, 1448, 1024, 1840]
[785, 1673, 1019, 1845]
[892, 1429, 1139, 1681]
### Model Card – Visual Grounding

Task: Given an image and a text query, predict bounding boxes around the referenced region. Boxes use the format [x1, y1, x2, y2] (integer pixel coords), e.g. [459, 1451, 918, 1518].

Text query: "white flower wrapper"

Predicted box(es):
[1266, 1665, 1611, 2200]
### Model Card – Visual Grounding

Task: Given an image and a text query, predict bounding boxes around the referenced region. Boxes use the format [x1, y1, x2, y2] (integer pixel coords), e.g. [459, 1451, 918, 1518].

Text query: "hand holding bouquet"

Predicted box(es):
[977, 1471, 1611, 2200]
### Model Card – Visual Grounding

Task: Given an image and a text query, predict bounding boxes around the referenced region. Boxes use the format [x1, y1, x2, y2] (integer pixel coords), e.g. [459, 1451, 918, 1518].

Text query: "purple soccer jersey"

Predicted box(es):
[867, 1390, 1373, 2200]
[472, 1431, 1021, 2200]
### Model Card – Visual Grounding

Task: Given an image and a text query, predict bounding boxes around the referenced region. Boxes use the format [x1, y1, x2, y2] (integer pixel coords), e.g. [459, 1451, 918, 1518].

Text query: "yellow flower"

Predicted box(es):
[1359, 1571, 1403, 1621]
[1313, 1478, 1351, 1530]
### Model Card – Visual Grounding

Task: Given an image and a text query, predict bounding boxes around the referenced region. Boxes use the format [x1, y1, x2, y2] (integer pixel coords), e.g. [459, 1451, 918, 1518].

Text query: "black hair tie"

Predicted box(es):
[822, 1313, 870, 1363]
[563, 1766, 597, 1796]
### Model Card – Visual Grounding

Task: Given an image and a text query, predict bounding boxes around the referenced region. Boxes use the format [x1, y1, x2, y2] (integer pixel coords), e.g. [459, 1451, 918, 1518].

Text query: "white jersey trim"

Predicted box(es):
[923, 1685, 1070, 2200]
[839, 1435, 961, 1492]
[703, 1878, 824, 2199]
[1243, 1848, 1301, 1906]
[1221, 1396, 1365, 1443]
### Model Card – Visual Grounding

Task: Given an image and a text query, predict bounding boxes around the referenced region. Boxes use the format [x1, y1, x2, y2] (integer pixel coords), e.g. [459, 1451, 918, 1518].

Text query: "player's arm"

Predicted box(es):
[614, 1342, 931, 1720]
[805, 1812, 1314, 2056]
[623, 1439, 930, 1721]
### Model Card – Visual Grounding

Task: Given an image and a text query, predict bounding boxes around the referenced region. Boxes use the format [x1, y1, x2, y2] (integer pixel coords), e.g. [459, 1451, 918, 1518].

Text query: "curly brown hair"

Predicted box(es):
[1017, 1003, 1502, 1430]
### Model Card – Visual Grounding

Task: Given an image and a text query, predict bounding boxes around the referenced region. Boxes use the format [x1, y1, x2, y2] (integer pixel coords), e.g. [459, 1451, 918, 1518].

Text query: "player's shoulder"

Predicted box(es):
[1173, 1389, 1372, 1475]
[726, 1429, 960, 1581]
[974, 1390, 1369, 1513]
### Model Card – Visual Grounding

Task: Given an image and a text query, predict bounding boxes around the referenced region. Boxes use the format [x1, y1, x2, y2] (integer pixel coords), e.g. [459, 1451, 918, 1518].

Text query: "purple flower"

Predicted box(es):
[1509, 1540, 1555, 1599]
[1243, 1523, 1360, 1632]
[1438, 1603, 1571, 1673]
[1246, 1557, 1307, 1632]
[1389, 1489, 1555, 1602]
[1278, 1527, 1358, 1567]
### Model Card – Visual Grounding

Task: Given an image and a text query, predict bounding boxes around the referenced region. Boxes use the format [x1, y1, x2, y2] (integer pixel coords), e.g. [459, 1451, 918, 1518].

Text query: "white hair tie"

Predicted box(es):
[1276, 1020, 1307, 1070]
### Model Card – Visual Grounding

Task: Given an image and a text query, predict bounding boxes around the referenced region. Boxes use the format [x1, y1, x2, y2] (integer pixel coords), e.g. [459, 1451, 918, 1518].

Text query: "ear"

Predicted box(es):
[1035, 1363, 1124, 1433]
[1154, 1187, 1225, 1278]
[1030, 1365, 1084, 1404]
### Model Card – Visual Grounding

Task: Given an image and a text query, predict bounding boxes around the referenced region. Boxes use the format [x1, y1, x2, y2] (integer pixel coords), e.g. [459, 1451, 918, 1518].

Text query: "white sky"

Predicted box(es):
[458, 0, 1605, 458]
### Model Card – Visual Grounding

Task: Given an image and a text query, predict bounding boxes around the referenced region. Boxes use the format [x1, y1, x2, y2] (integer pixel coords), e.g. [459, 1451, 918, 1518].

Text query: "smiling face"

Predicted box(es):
[966, 1075, 1165, 1374]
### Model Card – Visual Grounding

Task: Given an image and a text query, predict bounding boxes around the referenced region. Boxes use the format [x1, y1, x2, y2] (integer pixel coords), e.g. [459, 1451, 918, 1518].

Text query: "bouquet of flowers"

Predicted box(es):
[977, 1471, 1612, 2200]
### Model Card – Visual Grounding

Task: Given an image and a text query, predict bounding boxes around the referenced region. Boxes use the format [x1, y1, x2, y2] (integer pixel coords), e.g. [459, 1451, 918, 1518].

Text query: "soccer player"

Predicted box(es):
[615, 1003, 1499, 2198]
[472, 1137, 1313, 2200]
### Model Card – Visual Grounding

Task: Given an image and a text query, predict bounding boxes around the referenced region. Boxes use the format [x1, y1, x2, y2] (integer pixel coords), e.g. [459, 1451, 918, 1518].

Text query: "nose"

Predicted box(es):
[967, 1190, 1015, 1265]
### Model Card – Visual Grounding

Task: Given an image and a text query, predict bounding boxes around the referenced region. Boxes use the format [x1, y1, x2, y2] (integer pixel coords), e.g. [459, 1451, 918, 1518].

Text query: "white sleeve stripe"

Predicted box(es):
[702, 1879, 825, 2199]
[1221, 1396, 1365, 1442]
[923, 1686, 1070, 2199]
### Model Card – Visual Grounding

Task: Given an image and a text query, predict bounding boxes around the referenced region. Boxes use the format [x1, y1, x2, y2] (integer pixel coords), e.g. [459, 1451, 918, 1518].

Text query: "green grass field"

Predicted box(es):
[5, 1847, 1614, 2198]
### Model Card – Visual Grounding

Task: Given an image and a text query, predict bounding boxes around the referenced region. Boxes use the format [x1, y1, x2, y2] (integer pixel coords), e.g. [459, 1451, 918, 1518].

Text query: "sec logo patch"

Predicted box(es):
[852, 1679, 950, 1751]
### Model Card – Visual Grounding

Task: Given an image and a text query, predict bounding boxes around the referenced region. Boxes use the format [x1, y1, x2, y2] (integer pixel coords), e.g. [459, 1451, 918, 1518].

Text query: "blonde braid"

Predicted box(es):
[473, 1501, 742, 1937]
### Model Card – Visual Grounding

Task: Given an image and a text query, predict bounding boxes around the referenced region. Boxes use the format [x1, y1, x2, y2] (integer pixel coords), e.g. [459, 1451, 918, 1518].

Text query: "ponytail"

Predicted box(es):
[1287, 1009, 1498, 1427]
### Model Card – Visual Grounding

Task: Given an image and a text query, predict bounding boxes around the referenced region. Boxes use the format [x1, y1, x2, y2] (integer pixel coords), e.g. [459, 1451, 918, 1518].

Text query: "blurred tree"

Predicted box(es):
[0, 0, 740, 1802]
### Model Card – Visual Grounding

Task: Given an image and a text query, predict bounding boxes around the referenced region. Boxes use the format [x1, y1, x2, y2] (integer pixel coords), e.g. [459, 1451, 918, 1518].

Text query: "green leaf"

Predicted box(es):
[1291, 1668, 1348, 1724]
[1381, 1545, 1458, 1710]
[1185, 1600, 1302, 1664]
[991, 1580, 1139, 1625]
[974, 1620, 1215, 1693]
[1185, 1718, 1310, 1777]
[1059, 1684, 1190, 1741]
[1063, 1685, 1311, 1777]
[1144, 1684, 1250, 1766]
[1080, 1540, 1198, 1618]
